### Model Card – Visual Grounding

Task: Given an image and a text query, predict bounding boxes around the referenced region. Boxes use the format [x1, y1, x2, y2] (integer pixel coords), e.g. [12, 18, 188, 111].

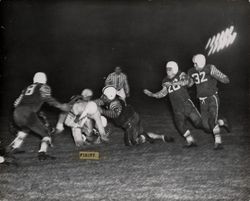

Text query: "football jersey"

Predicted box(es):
[162, 72, 191, 110]
[14, 83, 60, 112]
[188, 64, 217, 98]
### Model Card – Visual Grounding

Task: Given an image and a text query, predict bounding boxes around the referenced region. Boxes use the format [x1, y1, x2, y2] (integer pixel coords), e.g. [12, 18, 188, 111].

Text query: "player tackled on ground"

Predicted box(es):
[187, 54, 230, 150]
[144, 61, 202, 147]
[7, 72, 70, 161]
[96, 86, 174, 146]
[56, 89, 109, 147]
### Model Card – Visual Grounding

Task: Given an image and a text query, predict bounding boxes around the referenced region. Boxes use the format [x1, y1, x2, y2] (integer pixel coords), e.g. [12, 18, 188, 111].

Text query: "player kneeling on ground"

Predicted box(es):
[7, 72, 70, 161]
[56, 89, 109, 147]
[96, 86, 174, 146]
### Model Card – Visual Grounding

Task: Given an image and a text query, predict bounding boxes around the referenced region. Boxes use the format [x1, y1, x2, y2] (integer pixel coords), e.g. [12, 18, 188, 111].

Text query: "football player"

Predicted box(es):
[96, 86, 174, 146]
[7, 72, 70, 160]
[187, 54, 230, 150]
[56, 89, 109, 146]
[55, 88, 94, 133]
[144, 61, 202, 147]
[63, 96, 109, 147]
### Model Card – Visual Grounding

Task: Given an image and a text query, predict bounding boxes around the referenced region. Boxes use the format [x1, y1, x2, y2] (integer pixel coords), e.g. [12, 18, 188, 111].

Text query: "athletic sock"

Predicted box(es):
[11, 131, 28, 149]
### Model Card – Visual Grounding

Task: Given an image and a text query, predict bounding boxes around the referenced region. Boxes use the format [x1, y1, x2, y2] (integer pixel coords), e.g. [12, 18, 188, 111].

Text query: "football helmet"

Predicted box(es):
[102, 86, 117, 101]
[33, 72, 47, 84]
[192, 54, 206, 70]
[166, 61, 179, 78]
[81, 89, 93, 100]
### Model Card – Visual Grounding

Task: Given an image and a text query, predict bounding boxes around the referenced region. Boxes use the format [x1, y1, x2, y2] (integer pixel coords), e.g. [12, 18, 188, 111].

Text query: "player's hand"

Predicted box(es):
[143, 89, 153, 97]
[162, 82, 172, 88]
[60, 103, 71, 112]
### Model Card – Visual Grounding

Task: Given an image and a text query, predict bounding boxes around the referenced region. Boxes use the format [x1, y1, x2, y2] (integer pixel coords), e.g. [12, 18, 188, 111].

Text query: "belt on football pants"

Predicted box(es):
[199, 92, 218, 104]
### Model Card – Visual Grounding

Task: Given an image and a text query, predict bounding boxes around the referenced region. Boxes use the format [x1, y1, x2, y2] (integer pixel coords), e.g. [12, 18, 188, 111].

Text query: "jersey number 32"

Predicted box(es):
[192, 72, 208, 84]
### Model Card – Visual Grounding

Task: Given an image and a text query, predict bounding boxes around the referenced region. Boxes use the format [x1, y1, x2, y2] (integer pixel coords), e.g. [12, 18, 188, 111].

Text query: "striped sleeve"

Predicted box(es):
[102, 100, 122, 119]
[40, 84, 52, 98]
[13, 91, 24, 107]
[210, 65, 230, 84]
[123, 74, 130, 94]
[40, 84, 62, 108]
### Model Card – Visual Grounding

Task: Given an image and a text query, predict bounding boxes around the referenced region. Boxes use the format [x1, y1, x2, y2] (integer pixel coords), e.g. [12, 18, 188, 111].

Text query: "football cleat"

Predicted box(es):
[163, 135, 175, 143]
[2, 156, 19, 166]
[214, 143, 224, 150]
[183, 141, 198, 148]
[38, 152, 56, 161]
[5, 146, 25, 155]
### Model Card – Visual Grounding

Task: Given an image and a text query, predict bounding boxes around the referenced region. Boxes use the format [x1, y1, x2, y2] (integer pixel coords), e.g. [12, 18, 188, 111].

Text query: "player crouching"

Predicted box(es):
[56, 89, 109, 147]
[96, 86, 174, 146]
[7, 72, 70, 161]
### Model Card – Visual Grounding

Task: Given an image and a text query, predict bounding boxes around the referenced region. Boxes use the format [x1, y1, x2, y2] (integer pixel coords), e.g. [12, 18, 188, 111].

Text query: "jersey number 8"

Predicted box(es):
[25, 84, 36, 96]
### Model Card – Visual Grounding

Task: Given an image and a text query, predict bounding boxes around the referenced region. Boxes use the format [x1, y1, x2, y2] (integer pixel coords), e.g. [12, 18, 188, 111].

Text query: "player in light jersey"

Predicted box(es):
[56, 89, 109, 146]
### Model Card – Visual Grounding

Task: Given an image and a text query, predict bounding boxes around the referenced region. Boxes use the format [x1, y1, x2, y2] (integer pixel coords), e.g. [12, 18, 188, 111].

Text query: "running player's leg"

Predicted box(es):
[186, 99, 203, 129]
[27, 113, 56, 159]
[174, 111, 196, 147]
[8, 107, 30, 153]
[208, 95, 223, 150]
[200, 100, 211, 133]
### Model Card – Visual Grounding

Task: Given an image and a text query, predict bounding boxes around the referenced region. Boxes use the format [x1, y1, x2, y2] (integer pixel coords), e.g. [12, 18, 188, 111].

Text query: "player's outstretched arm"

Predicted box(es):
[40, 85, 70, 112]
[143, 87, 168, 99]
[210, 65, 230, 84]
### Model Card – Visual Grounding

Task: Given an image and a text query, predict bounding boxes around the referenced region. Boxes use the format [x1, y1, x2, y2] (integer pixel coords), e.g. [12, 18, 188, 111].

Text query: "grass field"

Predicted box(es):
[0, 102, 249, 201]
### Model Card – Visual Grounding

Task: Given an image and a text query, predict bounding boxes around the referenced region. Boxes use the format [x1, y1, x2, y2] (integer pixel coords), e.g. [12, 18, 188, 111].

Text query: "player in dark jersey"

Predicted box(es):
[95, 86, 174, 146]
[7, 72, 70, 160]
[144, 61, 202, 147]
[187, 54, 230, 150]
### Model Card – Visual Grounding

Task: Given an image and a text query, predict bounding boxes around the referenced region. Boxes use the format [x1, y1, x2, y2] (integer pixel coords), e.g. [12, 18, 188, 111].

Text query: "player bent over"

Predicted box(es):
[187, 54, 230, 150]
[63, 97, 109, 146]
[55, 88, 94, 133]
[144, 61, 202, 147]
[96, 86, 174, 146]
[55, 89, 109, 145]
[7, 72, 70, 161]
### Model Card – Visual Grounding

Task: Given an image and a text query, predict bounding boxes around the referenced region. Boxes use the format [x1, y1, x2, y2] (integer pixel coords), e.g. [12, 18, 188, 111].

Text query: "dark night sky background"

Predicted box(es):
[0, 0, 249, 124]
